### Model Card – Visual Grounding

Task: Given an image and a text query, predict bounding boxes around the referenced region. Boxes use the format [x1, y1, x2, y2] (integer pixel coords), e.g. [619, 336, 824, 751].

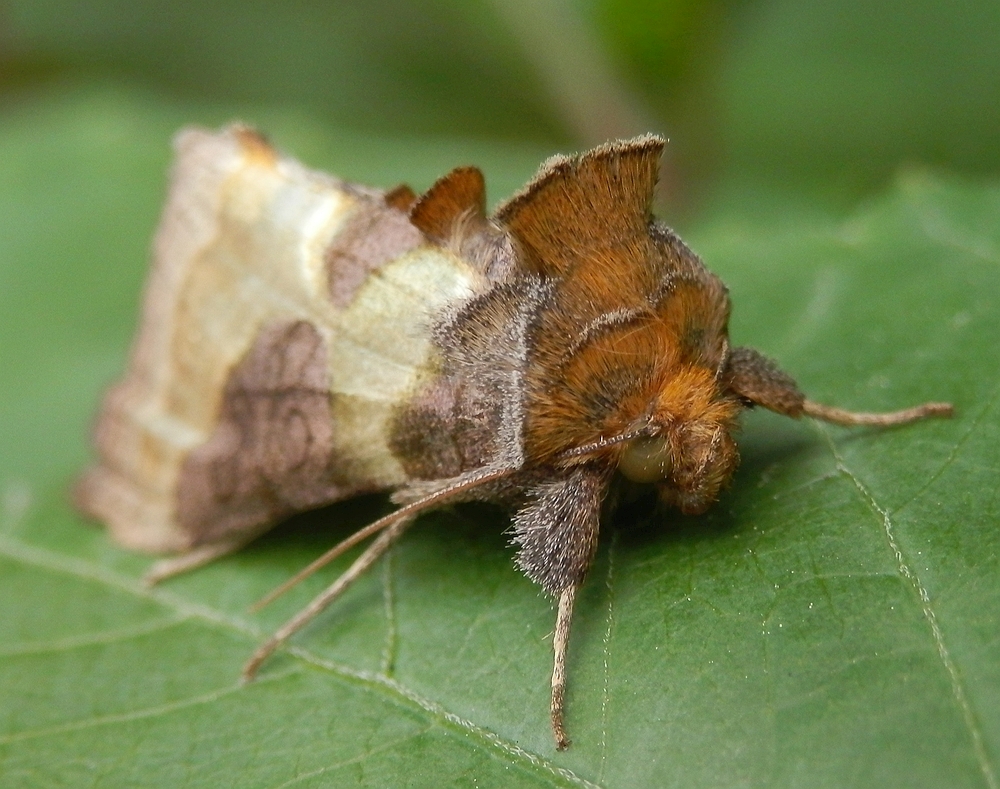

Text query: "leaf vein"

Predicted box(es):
[283, 647, 603, 789]
[0, 668, 301, 746]
[818, 429, 999, 789]
[0, 534, 600, 789]
[264, 726, 435, 789]
[0, 614, 190, 657]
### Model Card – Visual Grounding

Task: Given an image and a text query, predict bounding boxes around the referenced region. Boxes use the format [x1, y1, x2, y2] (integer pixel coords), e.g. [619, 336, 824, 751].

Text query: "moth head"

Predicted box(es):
[617, 364, 741, 515]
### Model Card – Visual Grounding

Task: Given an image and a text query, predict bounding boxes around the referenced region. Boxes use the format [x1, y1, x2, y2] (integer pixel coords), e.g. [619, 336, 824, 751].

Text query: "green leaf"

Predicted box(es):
[1, 87, 998, 788]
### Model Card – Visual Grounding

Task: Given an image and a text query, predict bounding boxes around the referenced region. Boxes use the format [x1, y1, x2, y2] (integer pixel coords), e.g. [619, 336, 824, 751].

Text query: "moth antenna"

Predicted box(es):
[802, 400, 953, 427]
[242, 466, 513, 680]
[551, 584, 579, 751]
[559, 427, 651, 459]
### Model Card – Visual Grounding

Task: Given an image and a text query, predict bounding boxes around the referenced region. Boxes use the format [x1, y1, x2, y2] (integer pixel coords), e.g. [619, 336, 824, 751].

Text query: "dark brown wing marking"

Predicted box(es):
[390, 278, 549, 480]
[176, 320, 351, 546]
[326, 199, 424, 308]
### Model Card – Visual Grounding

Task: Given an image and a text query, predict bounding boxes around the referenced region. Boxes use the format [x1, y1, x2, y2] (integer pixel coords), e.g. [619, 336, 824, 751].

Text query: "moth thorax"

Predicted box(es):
[619, 435, 673, 484]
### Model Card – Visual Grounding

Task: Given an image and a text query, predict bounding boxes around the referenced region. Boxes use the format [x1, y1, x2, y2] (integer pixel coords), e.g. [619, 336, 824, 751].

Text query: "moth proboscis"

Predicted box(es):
[75, 125, 953, 750]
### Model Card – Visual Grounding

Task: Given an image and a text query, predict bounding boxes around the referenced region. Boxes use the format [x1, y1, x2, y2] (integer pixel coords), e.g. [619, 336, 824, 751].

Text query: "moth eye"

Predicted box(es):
[619, 436, 673, 484]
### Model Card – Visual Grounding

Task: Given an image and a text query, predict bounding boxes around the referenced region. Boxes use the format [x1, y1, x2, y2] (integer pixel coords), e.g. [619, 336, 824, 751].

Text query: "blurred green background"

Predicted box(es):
[2, 3, 999, 789]
[3, 0, 1000, 212]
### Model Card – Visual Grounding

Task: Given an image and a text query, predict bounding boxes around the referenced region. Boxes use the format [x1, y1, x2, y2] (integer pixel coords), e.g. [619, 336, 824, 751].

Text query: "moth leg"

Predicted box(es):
[242, 516, 412, 681]
[727, 346, 953, 425]
[249, 518, 396, 612]
[249, 466, 516, 612]
[143, 537, 250, 586]
[551, 584, 579, 750]
[511, 465, 610, 749]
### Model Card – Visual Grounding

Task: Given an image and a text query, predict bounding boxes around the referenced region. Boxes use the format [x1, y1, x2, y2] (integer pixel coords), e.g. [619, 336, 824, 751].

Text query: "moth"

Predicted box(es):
[76, 125, 952, 749]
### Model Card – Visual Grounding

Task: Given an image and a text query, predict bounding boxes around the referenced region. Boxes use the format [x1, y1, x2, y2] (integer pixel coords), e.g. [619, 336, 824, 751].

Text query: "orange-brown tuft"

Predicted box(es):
[495, 135, 663, 277]
[384, 184, 418, 212]
[523, 257, 732, 465]
[410, 166, 486, 243]
[652, 365, 740, 430]
[233, 126, 278, 169]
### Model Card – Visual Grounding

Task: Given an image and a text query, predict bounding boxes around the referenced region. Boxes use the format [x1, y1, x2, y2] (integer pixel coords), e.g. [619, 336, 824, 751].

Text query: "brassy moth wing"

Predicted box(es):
[75, 126, 486, 555]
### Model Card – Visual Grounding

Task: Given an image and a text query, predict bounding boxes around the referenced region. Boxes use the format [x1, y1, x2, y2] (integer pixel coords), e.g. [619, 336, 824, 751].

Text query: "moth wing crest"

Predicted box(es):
[409, 166, 487, 243]
[494, 134, 665, 276]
